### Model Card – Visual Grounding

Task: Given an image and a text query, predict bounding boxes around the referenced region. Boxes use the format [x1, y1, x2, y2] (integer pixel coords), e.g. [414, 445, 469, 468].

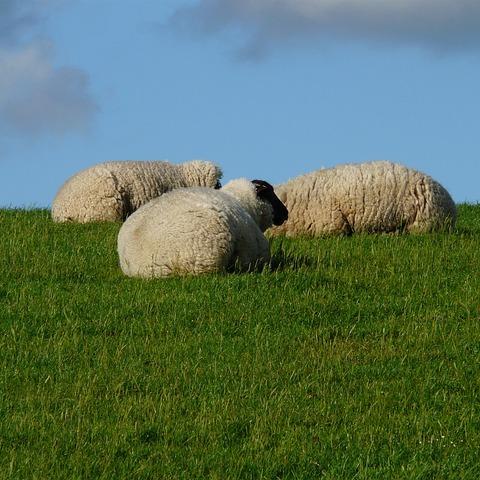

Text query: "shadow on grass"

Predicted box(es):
[268, 249, 316, 272]
[453, 227, 480, 237]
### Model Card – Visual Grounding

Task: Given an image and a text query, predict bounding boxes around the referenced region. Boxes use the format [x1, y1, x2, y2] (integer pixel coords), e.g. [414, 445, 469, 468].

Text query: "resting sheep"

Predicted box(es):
[268, 161, 456, 236]
[51, 160, 222, 223]
[117, 178, 288, 278]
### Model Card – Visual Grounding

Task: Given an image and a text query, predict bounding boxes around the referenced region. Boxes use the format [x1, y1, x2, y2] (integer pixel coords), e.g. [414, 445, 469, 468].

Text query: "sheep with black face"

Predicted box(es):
[117, 178, 288, 277]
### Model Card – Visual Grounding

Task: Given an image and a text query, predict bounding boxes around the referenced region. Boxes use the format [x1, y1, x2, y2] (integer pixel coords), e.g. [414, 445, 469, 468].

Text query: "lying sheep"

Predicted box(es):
[269, 161, 456, 236]
[117, 178, 288, 278]
[52, 160, 222, 223]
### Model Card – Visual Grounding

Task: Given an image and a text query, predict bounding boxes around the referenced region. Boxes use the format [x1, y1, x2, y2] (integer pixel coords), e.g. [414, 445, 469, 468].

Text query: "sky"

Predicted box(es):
[1, 0, 479, 207]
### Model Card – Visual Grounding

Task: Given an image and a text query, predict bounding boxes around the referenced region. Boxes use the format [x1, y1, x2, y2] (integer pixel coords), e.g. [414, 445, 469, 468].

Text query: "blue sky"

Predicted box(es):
[1, 0, 479, 207]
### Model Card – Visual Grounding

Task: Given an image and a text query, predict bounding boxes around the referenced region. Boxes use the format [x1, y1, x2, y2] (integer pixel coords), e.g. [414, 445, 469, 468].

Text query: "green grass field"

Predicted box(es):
[1, 205, 479, 479]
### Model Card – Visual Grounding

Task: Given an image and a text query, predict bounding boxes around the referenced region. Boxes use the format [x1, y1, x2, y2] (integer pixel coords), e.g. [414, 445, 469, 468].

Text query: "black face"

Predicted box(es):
[214, 180, 222, 189]
[252, 179, 288, 226]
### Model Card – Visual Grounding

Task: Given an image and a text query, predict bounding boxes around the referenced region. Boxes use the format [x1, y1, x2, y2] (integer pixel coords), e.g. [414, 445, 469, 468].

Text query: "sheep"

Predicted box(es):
[268, 161, 456, 236]
[51, 160, 222, 223]
[117, 178, 288, 278]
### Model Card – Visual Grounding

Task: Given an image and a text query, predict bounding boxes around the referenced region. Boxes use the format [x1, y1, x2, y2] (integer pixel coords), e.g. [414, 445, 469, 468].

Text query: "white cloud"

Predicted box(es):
[0, 0, 98, 135]
[171, 0, 480, 58]
[0, 43, 97, 134]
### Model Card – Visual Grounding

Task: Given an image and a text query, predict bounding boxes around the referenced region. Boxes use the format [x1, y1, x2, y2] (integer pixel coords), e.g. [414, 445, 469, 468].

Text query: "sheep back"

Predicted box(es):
[117, 186, 270, 278]
[51, 160, 222, 223]
[269, 161, 456, 236]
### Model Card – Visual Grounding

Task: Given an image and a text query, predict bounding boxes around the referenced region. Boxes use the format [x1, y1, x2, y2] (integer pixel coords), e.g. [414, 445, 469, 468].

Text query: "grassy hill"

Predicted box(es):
[1, 205, 479, 479]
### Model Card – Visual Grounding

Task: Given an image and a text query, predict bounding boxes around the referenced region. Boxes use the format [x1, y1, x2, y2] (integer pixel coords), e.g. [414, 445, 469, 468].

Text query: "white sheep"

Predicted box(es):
[117, 178, 288, 278]
[268, 161, 456, 236]
[51, 160, 222, 223]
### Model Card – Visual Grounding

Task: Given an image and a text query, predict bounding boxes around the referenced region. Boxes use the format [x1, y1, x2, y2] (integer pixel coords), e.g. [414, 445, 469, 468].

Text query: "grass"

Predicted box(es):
[1, 204, 479, 479]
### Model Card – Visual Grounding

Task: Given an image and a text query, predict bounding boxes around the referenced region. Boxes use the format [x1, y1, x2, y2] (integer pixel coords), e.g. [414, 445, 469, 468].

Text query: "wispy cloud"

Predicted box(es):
[0, 0, 98, 135]
[0, 43, 97, 134]
[0, 0, 43, 45]
[170, 0, 480, 59]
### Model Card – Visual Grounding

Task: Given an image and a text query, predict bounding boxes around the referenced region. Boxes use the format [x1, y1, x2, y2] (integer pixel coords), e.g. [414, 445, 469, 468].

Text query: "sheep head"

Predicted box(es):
[252, 179, 288, 228]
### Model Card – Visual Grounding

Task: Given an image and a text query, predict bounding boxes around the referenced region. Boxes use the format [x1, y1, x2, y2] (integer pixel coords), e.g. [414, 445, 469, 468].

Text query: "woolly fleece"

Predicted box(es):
[52, 160, 222, 223]
[269, 161, 456, 236]
[117, 179, 279, 278]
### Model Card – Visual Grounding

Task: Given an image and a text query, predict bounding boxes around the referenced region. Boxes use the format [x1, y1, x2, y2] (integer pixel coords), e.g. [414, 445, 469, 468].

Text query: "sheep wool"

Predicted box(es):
[51, 160, 222, 223]
[117, 178, 286, 278]
[269, 161, 456, 236]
